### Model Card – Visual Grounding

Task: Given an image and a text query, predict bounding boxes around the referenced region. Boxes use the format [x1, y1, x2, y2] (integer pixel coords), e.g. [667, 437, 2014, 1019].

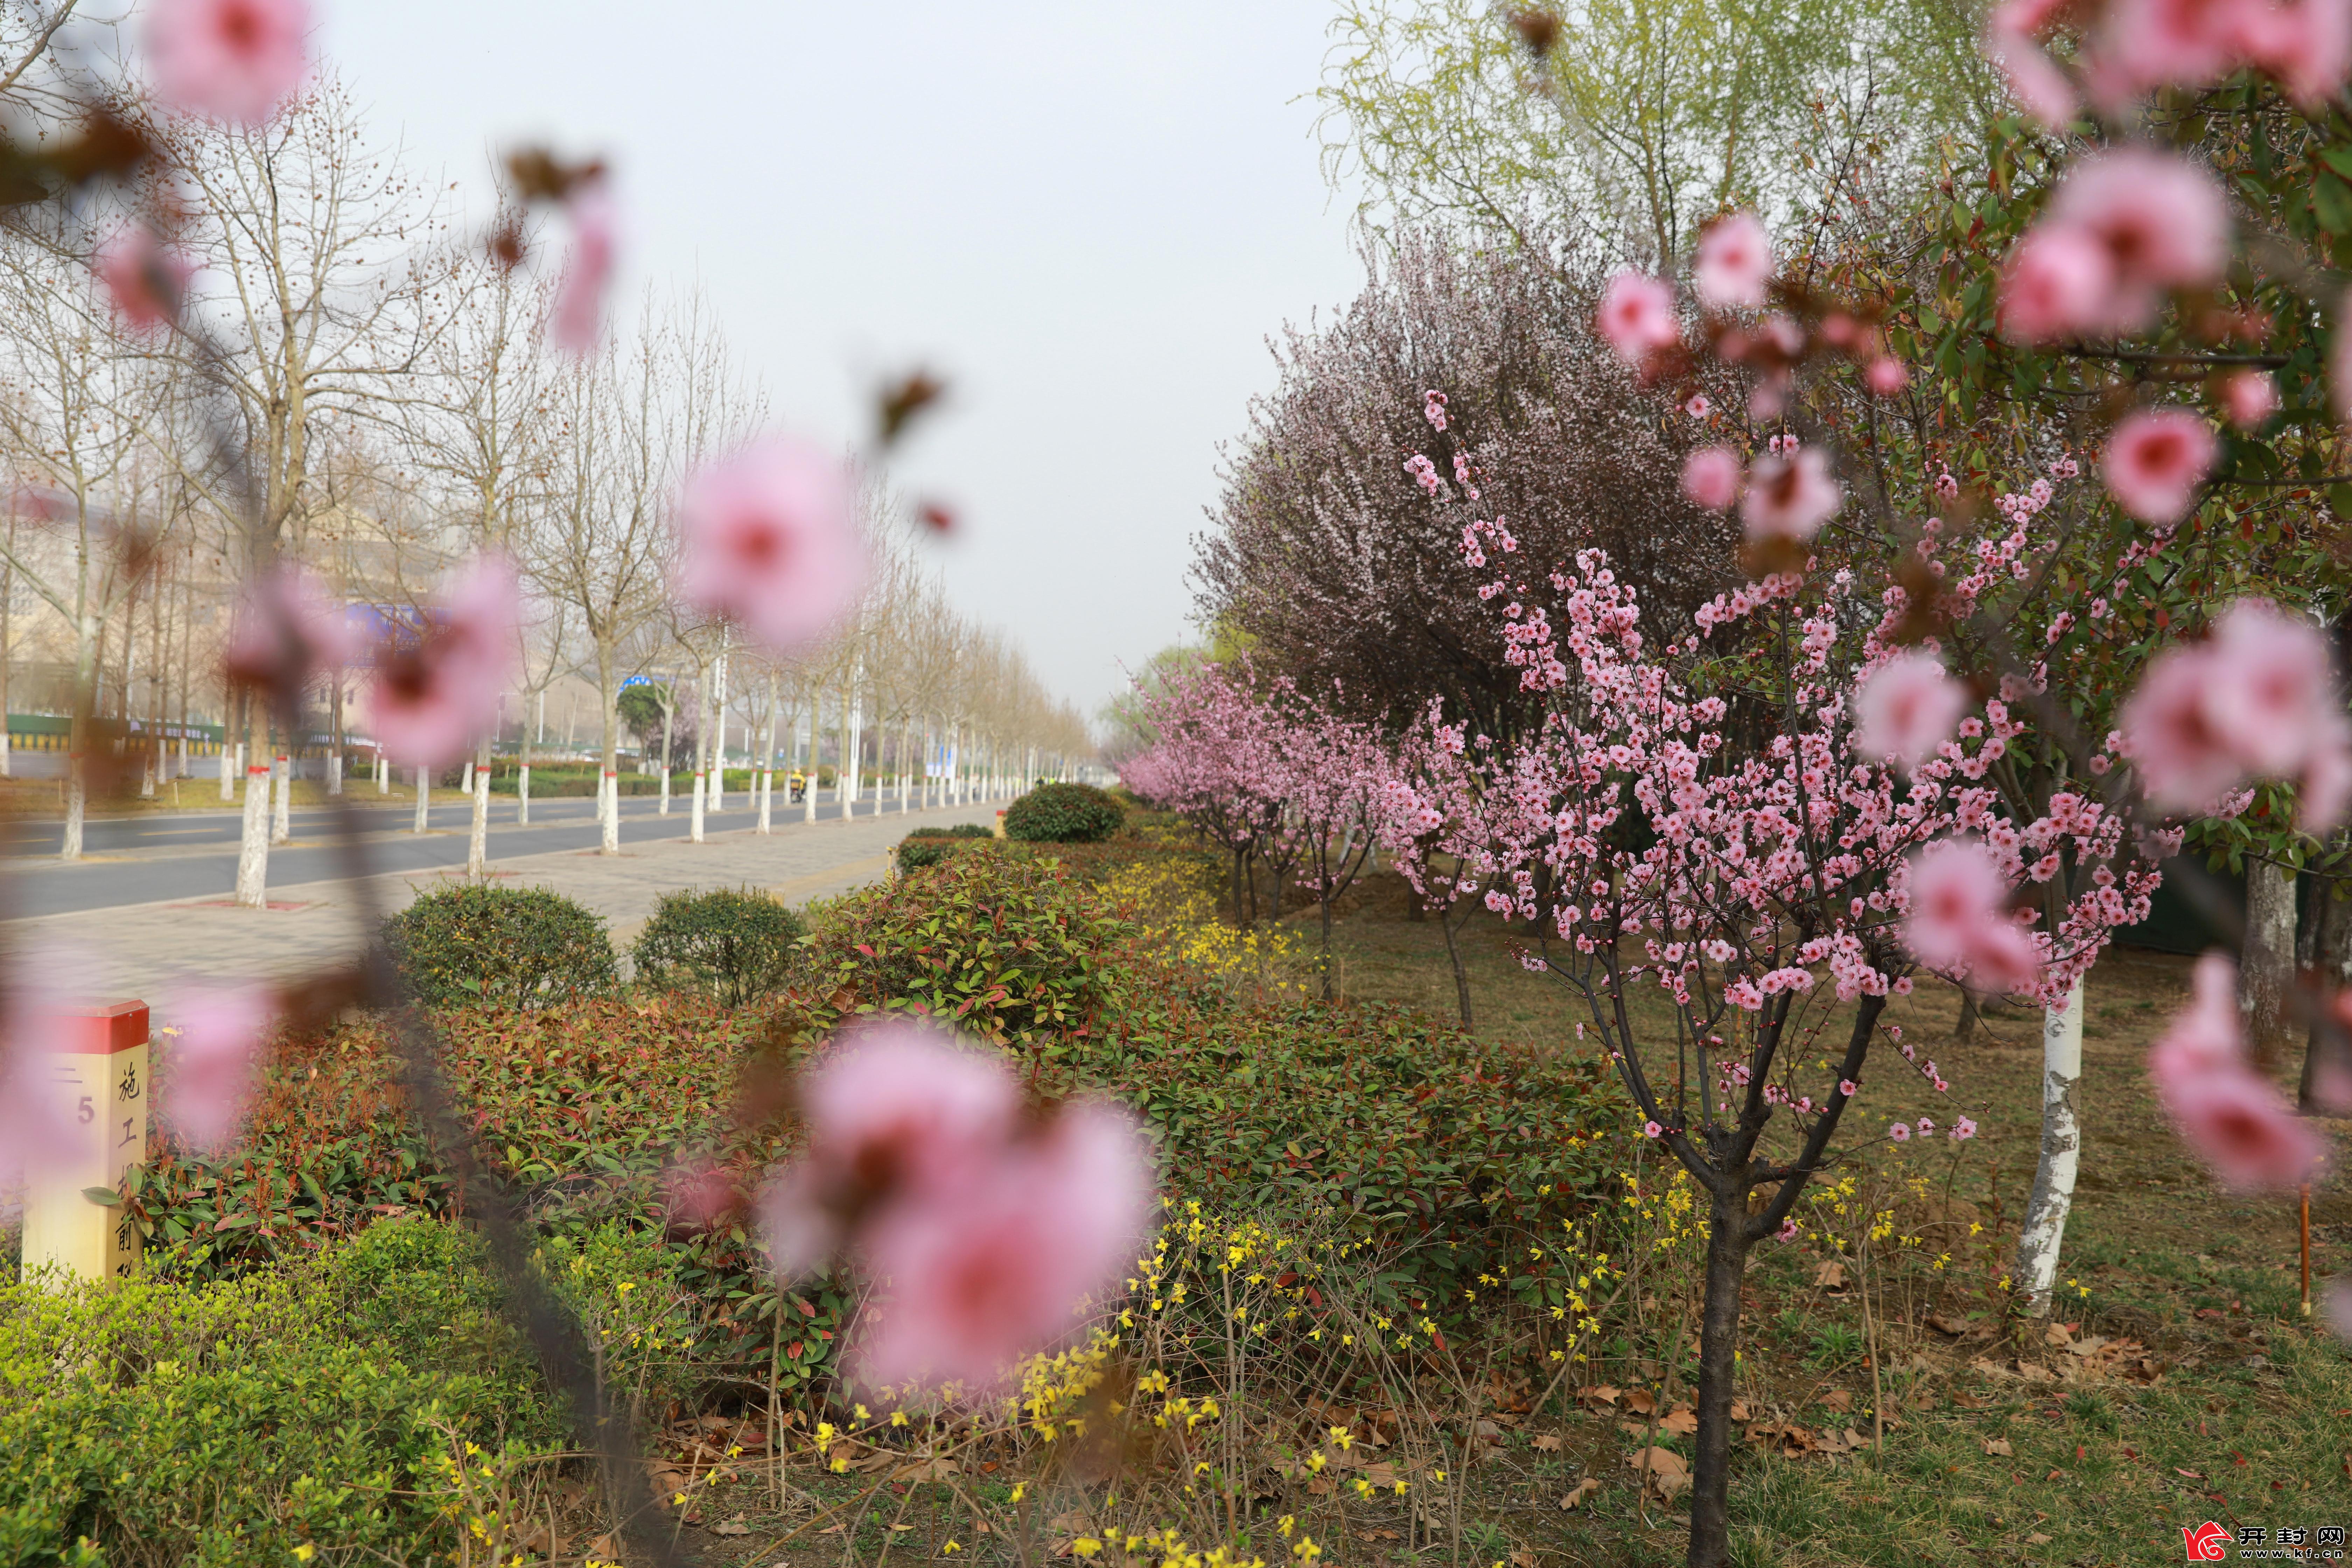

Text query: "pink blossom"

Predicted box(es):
[674, 437, 870, 658]
[1776, 1218, 1800, 1242]
[1952, 1116, 1978, 1140]
[2154, 959, 2333, 1189]
[1889, 1121, 1912, 1141]
[2121, 599, 2344, 818]
[852, 1102, 1150, 1391]
[1643, 1120, 1663, 1139]
[223, 564, 357, 699]
[2168, 1060, 2328, 1190]
[2101, 409, 2216, 524]
[1903, 839, 2040, 992]
[1853, 651, 1968, 772]
[1740, 447, 1842, 543]
[94, 229, 194, 334]
[2238, 0, 2352, 106]
[1684, 393, 1711, 418]
[1596, 271, 1679, 365]
[1864, 358, 1910, 396]
[1422, 389, 1449, 430]
[1693, 212, 1772, 311]
[2046, 148, 2231, 316]
[1984, 17, 2081, 128]
[548, 188, 619, 356]
[1998, 224, 2116, 344]
[161, 987, 272, 1153]
[146, 0, 310, 125]
[2220, 369, 2281, 430]
[368, 554, 522, 770]
[1839, 1079, 1858, 1097]
[2118, 645, 2245, 814]
[2202, 598, 2335, 778]
[0, 949, 82, 1184]
[1680, 446, 1741, 511]
[760, 1023, 1021, 1278]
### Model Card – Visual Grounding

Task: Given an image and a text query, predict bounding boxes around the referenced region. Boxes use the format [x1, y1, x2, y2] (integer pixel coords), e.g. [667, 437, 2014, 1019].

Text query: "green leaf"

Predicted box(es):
[80, 1185, 122, 1206]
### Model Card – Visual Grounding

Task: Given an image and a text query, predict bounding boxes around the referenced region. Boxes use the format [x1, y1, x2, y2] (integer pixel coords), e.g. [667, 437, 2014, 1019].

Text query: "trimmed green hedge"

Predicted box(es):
[382, 884, 617, 1009]
[1003, 782, 1124, 843]
[631, 886, 806, 1006]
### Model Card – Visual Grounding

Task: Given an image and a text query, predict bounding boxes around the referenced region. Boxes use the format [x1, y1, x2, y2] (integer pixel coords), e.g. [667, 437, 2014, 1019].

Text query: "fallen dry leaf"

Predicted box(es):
[1821, 1390, 1853, 1413]
[2026, 1533, 2053, 1545]
[1580, 1384, 1622, 1407]
[1629, 1446, 1690, 1501]
[2043, 1322, 2076, 1349]
[1623, 1389, 1658, 1416]
[1815, 1260, 1849, 1289]
[1561, 1478, 1603, 1511]
[1532, 1434, 1564, 1453]
[1730, 1399, 1751, 1422]
[1983, 1437, 2013, 1457]
[1661, 1407, 1698, 1436]
[1925, 1311, 1972, 1337]
[710, 1517, 749, 1538]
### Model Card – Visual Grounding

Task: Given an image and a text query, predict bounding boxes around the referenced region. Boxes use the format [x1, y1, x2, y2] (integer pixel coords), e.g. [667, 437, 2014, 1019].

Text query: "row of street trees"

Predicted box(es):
[0, 70, 1087, 898]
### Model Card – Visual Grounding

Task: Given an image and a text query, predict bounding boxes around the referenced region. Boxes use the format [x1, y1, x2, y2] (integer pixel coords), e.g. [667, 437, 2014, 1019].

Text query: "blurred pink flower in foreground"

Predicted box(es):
[223, 564, 356, 699]
[2120, 597, 2352, 827]
[548, 188, 618, 356]
[761, 1025, 1018, 1277]
[1692, 212, 1771, 312]
[1853, 650, 1968, 772]
[2221, 369, 2281, 430]
[0, 950, 80, 1184]
[854, 1103, 1148, 1392]
[2148, 952, 2327, 1191]
[1998, 225, 2111, 343]
[369, 554, 521, 769]
[1680, 447, 1740, 512]
[1596, 272, 1678, 365]
[146, 0, 310, 125]
[1739, 446, 1841, 543]
[161, 988, 272, 1153]
[95, 229, 194, 334]
[2101, 408, 2216, 524]
[1983, 2, 2080, 128]
[674, 438, 869, 657]
[759, 1022, 1150, 1393]
[1998, 149, 2229, 342]
[1902, 839, 2040, 993]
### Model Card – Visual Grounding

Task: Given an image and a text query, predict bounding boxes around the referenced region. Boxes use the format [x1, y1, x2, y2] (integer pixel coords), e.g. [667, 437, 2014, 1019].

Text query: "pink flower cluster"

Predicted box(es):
[1985, 0, 2352, 128]
[1999, 149, 2230, 349]
[760, 1023, 1150, 1393]
[2119, 597, 2352, 829]
[369, 555, 524, 770]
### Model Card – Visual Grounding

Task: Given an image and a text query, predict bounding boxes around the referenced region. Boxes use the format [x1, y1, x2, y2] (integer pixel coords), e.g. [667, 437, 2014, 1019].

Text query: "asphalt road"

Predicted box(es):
[0, 789, 931, 919]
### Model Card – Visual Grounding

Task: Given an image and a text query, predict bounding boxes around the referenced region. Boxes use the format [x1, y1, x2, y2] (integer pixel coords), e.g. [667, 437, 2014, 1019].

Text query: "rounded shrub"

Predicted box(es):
[381, 883, 617, 1009]
[895, 823, 998, 871]
[1003, 781, 1124, 844]
[630, 886, 806, 1006]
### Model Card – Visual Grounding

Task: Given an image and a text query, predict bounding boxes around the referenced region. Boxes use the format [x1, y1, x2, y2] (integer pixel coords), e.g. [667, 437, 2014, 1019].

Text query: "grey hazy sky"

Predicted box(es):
[317, 1, 1368, 724]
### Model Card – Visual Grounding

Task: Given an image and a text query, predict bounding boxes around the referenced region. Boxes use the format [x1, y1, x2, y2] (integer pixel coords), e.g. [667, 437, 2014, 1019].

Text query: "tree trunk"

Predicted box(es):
[2302, 889, 2352, 1110]
[1686, 1178, 1754, 1568]
[413, 765, 429, 833]
[597, 646, 621, 856]
[2015, 980, 2085, 1316]
[60, 715, 84, 862]
[691, 663, 710, 845]
[1440, 898, 1475, 1030]
[234, 704, 271, 905]
[2241, 860, 2298, 1069]
[467, 741, 491, 879]
[271, 749, 291, 844]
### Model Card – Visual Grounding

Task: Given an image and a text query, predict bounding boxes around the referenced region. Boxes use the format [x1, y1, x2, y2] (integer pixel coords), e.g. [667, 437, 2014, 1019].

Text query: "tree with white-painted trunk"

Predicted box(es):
[0, 221, 181, 866]
[2014, 982, 2084, 1316]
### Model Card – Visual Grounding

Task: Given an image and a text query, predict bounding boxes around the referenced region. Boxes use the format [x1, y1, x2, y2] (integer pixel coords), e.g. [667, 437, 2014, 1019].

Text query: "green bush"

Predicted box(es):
[630, 886, 806, 1006]
[1003, 781, 1124, 843]
[895, 823, 997, 870]
[0, 1217, 559, 1566]
[382, 883, 617, 1009]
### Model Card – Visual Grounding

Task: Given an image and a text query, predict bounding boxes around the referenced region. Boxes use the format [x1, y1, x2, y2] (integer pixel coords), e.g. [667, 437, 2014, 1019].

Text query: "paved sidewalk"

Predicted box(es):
[17, 802, 1002, 1007]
